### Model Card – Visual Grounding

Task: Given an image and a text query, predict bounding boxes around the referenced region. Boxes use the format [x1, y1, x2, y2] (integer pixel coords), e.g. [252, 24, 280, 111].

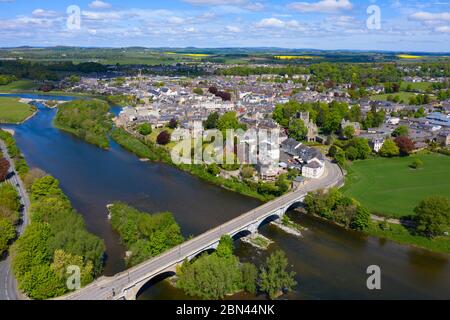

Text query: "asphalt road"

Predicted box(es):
[0, 140, 31, 301]
[63, 160, 343, 300]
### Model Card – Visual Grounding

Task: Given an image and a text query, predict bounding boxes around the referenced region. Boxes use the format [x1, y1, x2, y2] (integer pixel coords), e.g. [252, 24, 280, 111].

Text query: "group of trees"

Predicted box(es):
[208, 86, 232, 101]
[409, 94, 432, 106]
[203, 111, 247, 134]
[138, 123, 152, 136]
[11, 175, 105, 299]
[0, 184, 20, 255]
[0, 129, 29, 178]
[379, 129, 415, 157]
[0, 60, 107, 82]
[0, 157, 10, 182]
[304, 188, 371, 231]
[274, 100, 383, 137]
[328, 137, 372, 165]
[414, 196, 450, 238]
[54, 99, 112, 149]
[109, 202, 184, 267]
[0, 74, 16, 85]
[176, 235, 296, 300]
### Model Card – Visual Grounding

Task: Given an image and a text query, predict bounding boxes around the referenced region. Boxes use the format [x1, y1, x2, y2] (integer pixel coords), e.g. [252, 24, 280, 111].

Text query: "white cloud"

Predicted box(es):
[255, 18, 306, 31]
[31, 9, 59, 18]
[81, 10, 123, 21]
[226, 25, 241, 33]
[435, 25, 450, 33]
[183, 0, 247, 5]
[256, 18, 285, 28]
[409, 12, 450, 22]
[289, 0, 353, 13]
[168, 16, 185, 24]
[89, 1, 112, 10]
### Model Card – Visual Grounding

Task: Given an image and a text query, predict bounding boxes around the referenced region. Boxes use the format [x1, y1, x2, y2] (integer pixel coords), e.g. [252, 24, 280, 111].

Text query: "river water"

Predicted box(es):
[2, 94, 449, 300]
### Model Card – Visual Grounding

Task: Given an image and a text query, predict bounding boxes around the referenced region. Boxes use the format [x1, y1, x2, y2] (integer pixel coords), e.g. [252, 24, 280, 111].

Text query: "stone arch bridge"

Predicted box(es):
[61, 161, 343, 300]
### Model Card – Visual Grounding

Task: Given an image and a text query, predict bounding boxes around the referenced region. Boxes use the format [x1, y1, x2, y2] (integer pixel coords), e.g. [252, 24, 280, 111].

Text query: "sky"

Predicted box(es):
[0, 0, 449, 52]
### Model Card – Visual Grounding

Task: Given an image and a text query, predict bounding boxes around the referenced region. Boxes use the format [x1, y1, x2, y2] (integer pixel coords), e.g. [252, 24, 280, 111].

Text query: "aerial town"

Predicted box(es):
[0, 0, 449, 306]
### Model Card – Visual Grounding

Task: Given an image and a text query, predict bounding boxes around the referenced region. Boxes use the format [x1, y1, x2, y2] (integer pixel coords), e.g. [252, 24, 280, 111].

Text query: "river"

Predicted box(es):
[2, 94, 449, 300]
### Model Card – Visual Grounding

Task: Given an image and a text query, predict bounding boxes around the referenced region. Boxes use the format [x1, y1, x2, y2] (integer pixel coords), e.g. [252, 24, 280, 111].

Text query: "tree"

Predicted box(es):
[343, 126, 355, 139]
[288, 118, 307, 141]
[392, 125, 409, 138]
[193, 88, 203, 95]
[31, 176, 63, 200]
[207, 163, 221, 176]
[410, 159, 424, 169]
[69, 75, 80, 84]
[259, 250, 297, 300]
[414, 106, 426, 118]
[0, 157, 10, 182]
[347, 138, 371, 160]
[23, 168, 47, 190]
[395, 136, 415, 156]
[138, 123, 152, 136]
[217, 112, 245, 133]
[176, 254, 243, 299]
[204, 112, 219, 130]
[0, 218, 15, 255]
[241, 166, 255, 179]
[241, 263, 258, 295]
[216, 235, 234, 259]
[168, 118, 178, 129]
[208, 86, 218, 95]
[156, 131, 171, 145]
[414, 196, 450, 237]
[379, 139, 400, 157]
[350, 206, 371, 231]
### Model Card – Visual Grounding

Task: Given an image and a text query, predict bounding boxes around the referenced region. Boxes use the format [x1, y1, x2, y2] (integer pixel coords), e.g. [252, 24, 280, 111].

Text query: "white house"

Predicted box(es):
[302, 160, 325, 179]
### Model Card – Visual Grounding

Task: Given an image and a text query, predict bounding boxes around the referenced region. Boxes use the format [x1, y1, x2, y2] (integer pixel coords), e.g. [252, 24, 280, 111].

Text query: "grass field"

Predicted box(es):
[342, 153, 450, 218]
[401, 81, 433, 92]
[0, 97, 36, 123]
[0, 80, 39, 92]
[370, 91, 419, 104]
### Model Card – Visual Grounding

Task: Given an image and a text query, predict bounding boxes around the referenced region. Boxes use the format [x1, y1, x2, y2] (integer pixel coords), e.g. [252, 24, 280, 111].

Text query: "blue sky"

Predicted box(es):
[0, 0, 449, 51]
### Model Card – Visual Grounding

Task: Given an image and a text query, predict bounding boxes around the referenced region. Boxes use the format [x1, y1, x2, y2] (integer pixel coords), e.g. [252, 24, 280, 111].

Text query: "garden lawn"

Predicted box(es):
[0, 97, 36, 123]
[342, 154, 450, 218]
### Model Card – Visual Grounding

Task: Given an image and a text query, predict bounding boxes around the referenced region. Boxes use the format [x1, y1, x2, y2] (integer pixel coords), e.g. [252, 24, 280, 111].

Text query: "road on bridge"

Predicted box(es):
[0, 139, 31, 301]
[63, 160, 343, 300]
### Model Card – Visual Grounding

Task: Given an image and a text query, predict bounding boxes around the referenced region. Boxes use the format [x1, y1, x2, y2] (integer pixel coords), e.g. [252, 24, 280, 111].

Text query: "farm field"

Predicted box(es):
[342, 153, 450, 218]
[0, 97, 36, 123]
[0, 79, 39, 92]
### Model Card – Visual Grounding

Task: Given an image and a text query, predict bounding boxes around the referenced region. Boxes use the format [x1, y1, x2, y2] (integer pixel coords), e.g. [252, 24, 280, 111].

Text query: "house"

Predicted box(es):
[281, 138, 303, 156]
[302, 159, 325, 179]
[386, 117, 401, 125]
[371, 137, 386, 152]
[341, 119, 361, 136]
[437, 131, 450, 147]
[281, 138, 326, 179]
[425, 112, 450, 128]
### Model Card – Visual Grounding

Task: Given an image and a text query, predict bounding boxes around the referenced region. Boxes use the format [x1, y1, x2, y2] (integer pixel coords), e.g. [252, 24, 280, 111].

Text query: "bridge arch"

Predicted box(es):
[231, 229, 252, 241]
[134, 270, 177, 300]
[257, 213, 282, 229]
[283, 200, 304, 214]
[188, 247, 217, 262]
